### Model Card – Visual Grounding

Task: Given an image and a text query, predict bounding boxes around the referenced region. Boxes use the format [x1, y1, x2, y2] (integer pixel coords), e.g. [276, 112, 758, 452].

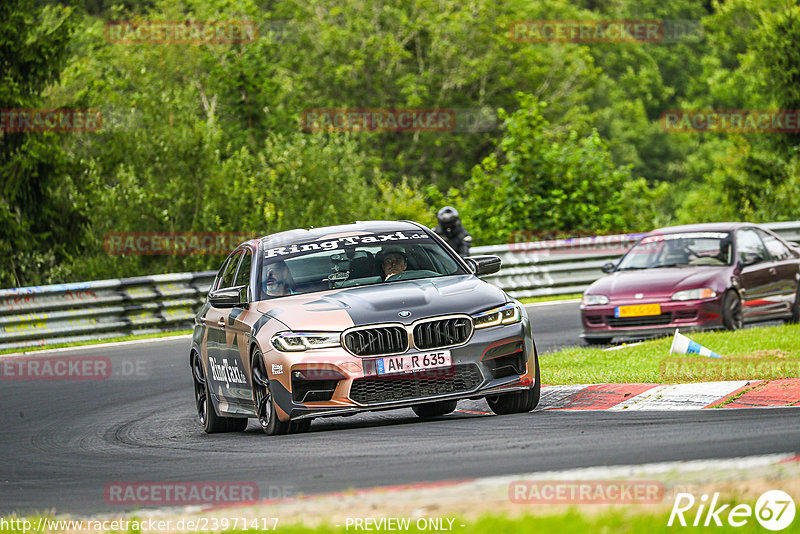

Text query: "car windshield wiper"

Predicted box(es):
[651, 263, 686, 268]
[617, 266, 648, 271]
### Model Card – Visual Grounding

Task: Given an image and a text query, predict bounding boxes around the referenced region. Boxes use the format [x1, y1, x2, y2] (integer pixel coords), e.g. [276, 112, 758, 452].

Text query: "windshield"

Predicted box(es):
[258, 230, 467, 299]
[616, 232, 733, 271]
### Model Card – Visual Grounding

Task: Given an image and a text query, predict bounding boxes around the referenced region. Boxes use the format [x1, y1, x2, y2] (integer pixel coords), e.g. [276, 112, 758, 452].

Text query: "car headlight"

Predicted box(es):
[472, 303, 521, 329]
[671, 288, 717, 301]
[271, 332, 341, 351]
[582, 294, 610, 306]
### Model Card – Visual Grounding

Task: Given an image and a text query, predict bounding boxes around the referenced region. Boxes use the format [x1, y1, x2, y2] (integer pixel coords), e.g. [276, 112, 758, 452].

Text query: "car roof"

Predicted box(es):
[258, 220, 427, 248]
[646, 222, 757, 236]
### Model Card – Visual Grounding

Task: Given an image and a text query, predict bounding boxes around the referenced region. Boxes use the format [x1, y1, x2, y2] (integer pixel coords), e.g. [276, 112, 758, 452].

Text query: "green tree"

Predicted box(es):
[458, 93, 660, 245]
[0, 0, 81, 287]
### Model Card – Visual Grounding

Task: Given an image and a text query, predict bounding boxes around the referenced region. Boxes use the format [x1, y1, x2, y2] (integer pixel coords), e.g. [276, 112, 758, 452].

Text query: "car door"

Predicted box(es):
[735, 228, 773, 319]
[219, 247, 255, 406]
[204, 249, 244, 406]
[757, 228, 799, 315]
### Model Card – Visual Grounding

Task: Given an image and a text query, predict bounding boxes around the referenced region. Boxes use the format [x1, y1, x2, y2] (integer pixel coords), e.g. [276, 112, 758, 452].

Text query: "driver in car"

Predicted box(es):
[379, 247, 407, 281]
[263, 260, 295, 297]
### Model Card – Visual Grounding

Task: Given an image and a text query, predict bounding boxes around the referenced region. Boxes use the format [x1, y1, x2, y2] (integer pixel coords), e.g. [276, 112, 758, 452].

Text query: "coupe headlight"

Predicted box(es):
[671, 288, 717, 301]
[582, 294, 610, 306]
[472, 303, 522, 329]
[271, 332, 341, 351]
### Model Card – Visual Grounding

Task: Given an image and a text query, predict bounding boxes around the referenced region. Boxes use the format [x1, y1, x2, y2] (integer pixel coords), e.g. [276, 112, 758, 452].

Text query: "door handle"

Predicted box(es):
[218, 317, 226, 328]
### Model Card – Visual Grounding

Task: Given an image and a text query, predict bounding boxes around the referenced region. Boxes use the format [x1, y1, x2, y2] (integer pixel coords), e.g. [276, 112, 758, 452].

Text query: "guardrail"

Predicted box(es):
[2, 222, 798, 351]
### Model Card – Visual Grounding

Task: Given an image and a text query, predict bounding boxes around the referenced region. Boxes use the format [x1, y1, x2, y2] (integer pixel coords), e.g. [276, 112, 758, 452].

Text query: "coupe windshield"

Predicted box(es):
[259, 230, 466, 299]
[616, 232, 733, 271]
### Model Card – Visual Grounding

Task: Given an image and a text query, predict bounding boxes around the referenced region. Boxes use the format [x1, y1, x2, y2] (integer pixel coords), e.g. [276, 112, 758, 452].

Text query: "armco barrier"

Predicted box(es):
[1, 223, 798, 351]
[0, 272, 215, 351]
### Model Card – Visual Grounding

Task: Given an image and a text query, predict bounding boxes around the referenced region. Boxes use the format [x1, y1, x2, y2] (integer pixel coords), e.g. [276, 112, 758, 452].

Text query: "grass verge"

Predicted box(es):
[541, 323, 800, 384]
[0, 330, 193, 356]
[520, 293, 582, 304]
[0, 509, 772, 534]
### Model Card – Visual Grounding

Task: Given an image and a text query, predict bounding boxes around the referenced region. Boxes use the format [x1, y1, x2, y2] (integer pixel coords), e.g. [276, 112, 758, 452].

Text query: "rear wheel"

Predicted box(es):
[252, 349, 291, 436]
[789, 285, 800, 324]
[487, 349, 541, 415]
[412, 400, 458, 418]
[192, 352, 247, 433]
[722, 290, 743, 330]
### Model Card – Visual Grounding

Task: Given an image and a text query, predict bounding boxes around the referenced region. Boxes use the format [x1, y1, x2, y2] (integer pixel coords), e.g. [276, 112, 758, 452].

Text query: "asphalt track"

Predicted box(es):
[1, 302, 798, 515]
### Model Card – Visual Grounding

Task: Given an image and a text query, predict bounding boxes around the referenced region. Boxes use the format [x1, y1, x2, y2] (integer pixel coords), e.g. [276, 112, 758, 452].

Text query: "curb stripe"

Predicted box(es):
[705, 381, 763, 408]
[537, 384, 592, 410]
[719, 378, 800, 408]
[531, 380, 800, 411]
[549, 383, 659, 410]
[606, 381, 750, 411]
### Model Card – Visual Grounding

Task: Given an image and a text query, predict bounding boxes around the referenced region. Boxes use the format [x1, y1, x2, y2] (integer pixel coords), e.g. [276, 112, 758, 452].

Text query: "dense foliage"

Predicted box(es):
[1, 0, 798, 287]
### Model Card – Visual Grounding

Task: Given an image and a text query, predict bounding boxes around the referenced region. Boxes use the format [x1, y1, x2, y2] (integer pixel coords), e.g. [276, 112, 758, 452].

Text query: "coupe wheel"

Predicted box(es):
[487, 349, 541, 415]
[192, 352, 247, 433]
[789, 284, 800, 324]
[412, 400, 458, 418]
[722, 290, 743, 330]
[252, 349, 291, 436]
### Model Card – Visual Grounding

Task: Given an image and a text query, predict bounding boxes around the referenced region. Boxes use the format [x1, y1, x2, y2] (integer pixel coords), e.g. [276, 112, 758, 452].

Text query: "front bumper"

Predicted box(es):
[265, 322, 535, 421]
[580, 296, 724, 341]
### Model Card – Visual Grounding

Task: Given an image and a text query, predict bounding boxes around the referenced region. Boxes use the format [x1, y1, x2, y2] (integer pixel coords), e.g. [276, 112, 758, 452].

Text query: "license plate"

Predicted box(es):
[615, 304, 661, 318]
[375, 350, 452, 376]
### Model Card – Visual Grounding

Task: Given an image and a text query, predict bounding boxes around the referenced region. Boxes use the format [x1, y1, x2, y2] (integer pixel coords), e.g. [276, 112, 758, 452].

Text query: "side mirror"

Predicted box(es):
[209, 285, 247, 308]
[465, 255, 502, 276]
[601, 261, 616, 274]
[740, 252, 763, 267]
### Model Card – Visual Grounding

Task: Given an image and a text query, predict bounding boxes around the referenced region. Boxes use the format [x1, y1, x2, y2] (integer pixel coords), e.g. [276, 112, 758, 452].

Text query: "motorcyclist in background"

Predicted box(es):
[433, 206, 472, 257]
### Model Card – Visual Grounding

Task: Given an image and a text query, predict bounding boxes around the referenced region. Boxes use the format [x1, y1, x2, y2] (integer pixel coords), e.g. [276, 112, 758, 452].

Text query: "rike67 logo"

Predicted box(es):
[668, 490, 795, 531]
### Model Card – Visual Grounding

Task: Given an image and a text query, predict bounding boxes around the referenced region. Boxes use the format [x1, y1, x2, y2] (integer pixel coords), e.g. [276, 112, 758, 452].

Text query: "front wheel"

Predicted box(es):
[722, 290, 743, 330]
[412, 400, 458, 418]
[192, 352, 247, 433]
[487, 349, 541, 415]
[252, 349, 291, 436]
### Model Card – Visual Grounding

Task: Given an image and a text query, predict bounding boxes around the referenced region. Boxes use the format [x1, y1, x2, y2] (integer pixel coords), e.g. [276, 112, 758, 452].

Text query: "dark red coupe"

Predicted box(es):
[581, 223, 800, 344]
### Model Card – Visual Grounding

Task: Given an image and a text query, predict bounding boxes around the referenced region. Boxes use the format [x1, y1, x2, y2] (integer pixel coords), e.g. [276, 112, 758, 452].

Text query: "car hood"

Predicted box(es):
[257, 275, 507, 330]
[586, 266, 732, 300]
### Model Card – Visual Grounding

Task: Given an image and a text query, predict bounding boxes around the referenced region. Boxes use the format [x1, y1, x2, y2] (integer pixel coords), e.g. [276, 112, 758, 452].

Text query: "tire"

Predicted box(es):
[721, 290, 743, 330]
[252, 348, 291, 436]
[584, 337, 612, 346]
[192, 352, 247, 433]
[412, 400, 458, 418]
[487, 348, 541, 415]
[789, 285, 800, 324]
[289, 420, 312, 433]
